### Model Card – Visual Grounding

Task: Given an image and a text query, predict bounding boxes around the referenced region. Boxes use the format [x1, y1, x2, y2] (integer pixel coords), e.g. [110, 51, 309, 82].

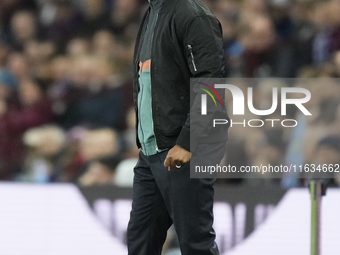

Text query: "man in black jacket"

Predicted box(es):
[127, 0, 228, 254]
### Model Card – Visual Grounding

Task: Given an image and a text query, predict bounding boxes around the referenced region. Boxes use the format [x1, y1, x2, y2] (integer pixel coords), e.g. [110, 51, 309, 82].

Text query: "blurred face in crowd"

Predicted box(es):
[216, 0, 239, 14]
[10, 11, 37, 43]
[252, 17, 275, 50]
[38, 128, 65, 157]
[67, 38, 90, 57]
[312, 3, 329, 29]
[19, 79, 42, 107]
[71, 56, 95, 87]
[243, 0, 267, 17]
[8, 53, 30, 80]
[92, 30, 116, 57]
[92, 57, 115, 85]
[24, 41, 55, 65]
[111, 0, 138, 23]
[79, 161, 115, 186]
[114, 0, 138, 16]
[55, 2, 75, 21]
[84, 0, 102, 19]
[24, 41, 41, 64]
[240, 16, 275, 51]
[23, 126, 66, 158]
[327, 0, 340, 26]
[291, 1, 312, 22]
[80, 129, 118, 161]
[50, 56, 71, 81]
[113, 40, 135, 66]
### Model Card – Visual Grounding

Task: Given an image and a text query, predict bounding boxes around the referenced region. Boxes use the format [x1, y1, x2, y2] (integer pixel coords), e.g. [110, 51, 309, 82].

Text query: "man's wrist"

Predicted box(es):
[176, 127, 190, 152]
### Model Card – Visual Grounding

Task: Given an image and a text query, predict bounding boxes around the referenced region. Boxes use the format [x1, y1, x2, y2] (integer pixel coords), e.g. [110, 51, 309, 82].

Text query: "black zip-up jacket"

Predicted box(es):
[133, 0, 229, 152]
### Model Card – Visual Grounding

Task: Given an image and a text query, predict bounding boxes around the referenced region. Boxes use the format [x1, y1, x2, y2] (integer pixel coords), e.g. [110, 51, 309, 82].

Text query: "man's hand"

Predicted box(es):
[164, 145, 191, 171]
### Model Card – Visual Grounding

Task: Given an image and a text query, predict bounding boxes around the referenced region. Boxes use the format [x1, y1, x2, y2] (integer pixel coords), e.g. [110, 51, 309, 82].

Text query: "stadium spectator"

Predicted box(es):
[78, 155, 121, 186]
[79, 128, 119, 161]
[10, 10, 39, 51]
[43, 0, 84, 51]
[0, 78, 53, 179]
[20, 125, 66, 182]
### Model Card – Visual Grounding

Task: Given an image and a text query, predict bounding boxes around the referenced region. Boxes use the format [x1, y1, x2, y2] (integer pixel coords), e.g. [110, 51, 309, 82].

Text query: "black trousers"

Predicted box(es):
[127, 143, 225, 255]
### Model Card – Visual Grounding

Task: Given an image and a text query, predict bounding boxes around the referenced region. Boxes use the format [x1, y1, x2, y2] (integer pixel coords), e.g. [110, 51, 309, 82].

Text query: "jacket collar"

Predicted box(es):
[149, 0, 164, 10]
[148, 0, 180, 13]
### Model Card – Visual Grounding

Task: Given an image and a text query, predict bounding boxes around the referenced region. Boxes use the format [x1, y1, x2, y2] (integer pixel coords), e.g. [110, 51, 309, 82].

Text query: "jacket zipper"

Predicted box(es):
[137, 12, 150, 148]
[187, 44, 197, 72]
[151, 13, 159, 152]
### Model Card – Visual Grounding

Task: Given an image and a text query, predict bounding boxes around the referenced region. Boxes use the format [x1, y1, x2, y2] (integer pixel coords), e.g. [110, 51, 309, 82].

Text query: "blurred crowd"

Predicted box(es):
[0, 0, 340, 187]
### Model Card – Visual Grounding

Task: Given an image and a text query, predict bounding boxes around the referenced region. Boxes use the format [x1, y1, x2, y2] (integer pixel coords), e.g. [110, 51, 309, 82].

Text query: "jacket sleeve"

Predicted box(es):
[176, 15, 226, 152]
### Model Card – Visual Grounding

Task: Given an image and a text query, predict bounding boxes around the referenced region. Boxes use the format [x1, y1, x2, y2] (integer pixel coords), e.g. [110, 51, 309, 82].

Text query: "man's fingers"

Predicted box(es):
[167, 157, 174, 171]
[169, 159, 178, 170]
[170, 159, 178, 170]
[164, 145, 191, 171]
[164, 156, 172, 168]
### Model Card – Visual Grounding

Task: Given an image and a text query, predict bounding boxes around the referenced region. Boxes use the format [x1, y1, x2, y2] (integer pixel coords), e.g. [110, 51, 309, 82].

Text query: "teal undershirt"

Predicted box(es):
[137, 69, 158, 156]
